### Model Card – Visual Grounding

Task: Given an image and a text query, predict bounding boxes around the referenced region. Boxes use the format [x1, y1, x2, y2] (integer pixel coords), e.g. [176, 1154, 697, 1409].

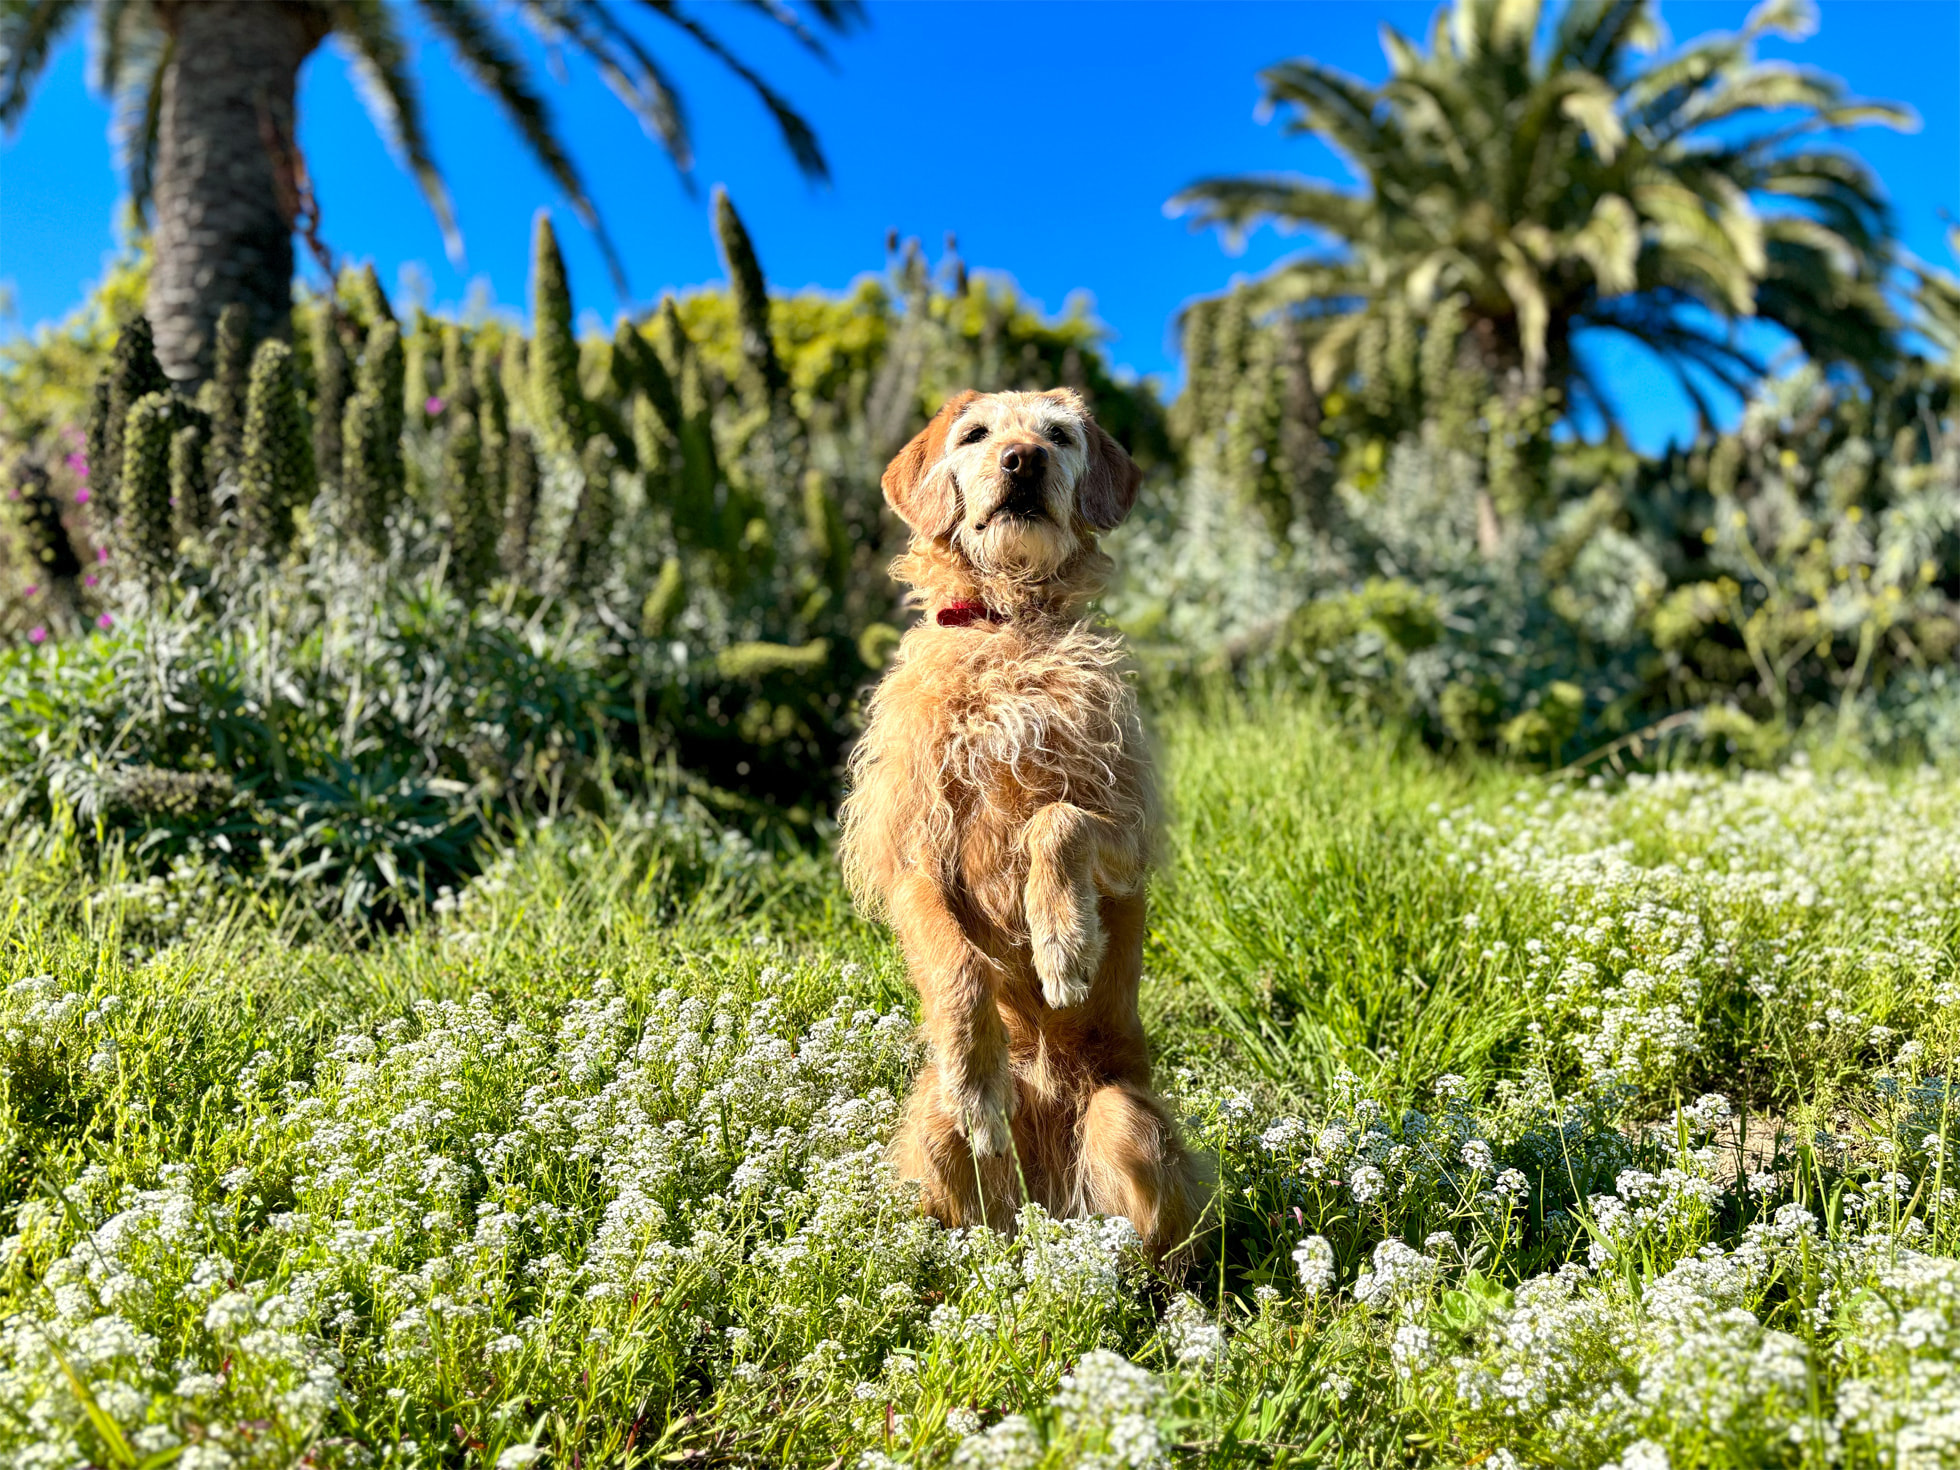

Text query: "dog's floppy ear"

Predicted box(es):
[1078, 420, 1142, 531]
[883, 390, 980, 538]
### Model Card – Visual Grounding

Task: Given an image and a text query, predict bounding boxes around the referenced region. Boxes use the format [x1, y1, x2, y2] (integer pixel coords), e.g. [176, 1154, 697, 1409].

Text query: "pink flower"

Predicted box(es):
[84, 574, 99, 588]
[66, 453, 88, 478]
[27, 627, 46, 644]
[425, 396, 445, 415]
[22, 585, 36, 598]
[96, 547, 110, 563]
[75, 488, 90, 505]
[96, 613, 114, 631]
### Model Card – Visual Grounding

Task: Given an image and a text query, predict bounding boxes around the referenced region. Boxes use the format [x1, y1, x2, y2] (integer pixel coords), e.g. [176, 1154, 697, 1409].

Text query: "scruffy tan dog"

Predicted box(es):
[839, 387, 1207, 1261]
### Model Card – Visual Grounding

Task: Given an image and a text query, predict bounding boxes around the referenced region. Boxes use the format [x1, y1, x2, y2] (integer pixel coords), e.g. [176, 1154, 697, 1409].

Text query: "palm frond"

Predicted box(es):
[106, 18, 169, 218]
[1551, 0, 1658, 77]
[326, 0, 463, 267]
[1169, 177, 1373, 250]
[1259, 58, 1398, 174]
[0, 0, 84, 129]
[734, 0, 862, 64]
[636, 0, 830, 181]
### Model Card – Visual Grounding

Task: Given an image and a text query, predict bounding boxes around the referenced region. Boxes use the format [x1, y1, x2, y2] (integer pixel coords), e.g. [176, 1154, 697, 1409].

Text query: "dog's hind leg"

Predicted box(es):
[892, 1061, 1024, 1233]
[888, 870, 1015, 1157]
[1076, 1081, 1213, 1265]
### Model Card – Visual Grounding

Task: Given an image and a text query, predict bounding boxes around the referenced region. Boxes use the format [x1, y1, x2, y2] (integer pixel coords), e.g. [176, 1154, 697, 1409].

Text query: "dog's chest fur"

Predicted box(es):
[841, 617, 1152, 935]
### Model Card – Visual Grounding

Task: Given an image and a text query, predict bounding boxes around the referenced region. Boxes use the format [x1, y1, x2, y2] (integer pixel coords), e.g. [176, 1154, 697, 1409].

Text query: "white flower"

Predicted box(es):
[496, 1447, 545, 1470]
[1602, 1441, 1670, 1470]
[1162, 1294, 1226, 1365]
[951, 1414, 1042, 1470]
[1348, 1164, 1385, 1204]
[1390, 1321, 1433, 1379]
[1293, 1235, 1336, 1297]
[1460, 1139, 1495, 1174]
[202, 1291, 256, 1333]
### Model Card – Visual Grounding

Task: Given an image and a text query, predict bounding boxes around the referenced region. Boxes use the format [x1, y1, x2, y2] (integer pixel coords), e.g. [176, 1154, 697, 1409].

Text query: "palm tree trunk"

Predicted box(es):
[148, 2, 330, 383]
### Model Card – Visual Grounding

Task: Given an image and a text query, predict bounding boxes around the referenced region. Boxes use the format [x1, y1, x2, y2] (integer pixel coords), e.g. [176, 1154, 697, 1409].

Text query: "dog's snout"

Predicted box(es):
[999, 441, 1048, 480]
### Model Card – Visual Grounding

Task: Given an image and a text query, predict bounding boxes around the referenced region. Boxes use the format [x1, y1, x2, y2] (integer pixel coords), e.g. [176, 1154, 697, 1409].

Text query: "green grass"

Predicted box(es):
[4, 690, 1960, 1469]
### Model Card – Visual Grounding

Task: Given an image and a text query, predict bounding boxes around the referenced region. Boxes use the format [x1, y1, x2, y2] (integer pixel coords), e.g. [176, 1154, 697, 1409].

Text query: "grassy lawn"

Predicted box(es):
[4, 691, 1958, 1468]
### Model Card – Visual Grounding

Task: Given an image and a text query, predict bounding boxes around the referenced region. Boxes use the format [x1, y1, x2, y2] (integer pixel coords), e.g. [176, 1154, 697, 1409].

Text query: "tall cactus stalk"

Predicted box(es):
[565, 436, 617, 594]
[529, 212, 589, 456]
[713, 187, 787, 405]
[88, 314, 170, 525]
[11, 459, 84, 631]
[443, 406, 496, 592]
[205, 303, 252, 482]
[312, 306, 350, 495]
[120, 391, 181, 579]
[238, 339, 314, 556]
[500, 428, 539, 580]
[349, 261, 395, 334]
[343, 320, 406, 553]
[473, 334, 509, 541]
[170, 415, 213, 543]
[663, 298, 722, 548]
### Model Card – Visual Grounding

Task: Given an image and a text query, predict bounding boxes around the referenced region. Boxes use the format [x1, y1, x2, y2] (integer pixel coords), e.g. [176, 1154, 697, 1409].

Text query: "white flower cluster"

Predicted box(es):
[946, 1349, 1167, 1470]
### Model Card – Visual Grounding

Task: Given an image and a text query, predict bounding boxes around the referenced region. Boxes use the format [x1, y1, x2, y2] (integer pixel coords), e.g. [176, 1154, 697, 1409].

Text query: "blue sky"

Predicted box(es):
[3, 0, 1956, 451]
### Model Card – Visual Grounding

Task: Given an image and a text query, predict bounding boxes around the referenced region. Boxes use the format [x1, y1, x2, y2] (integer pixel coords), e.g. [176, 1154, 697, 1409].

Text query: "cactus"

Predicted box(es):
[84, 374, 113, 515]
[613, 319, 680, 434]
[472, 333, 508, 542]
[170, 416, 212, 542]
[665, 299, 723, 548]
[406, 310, 440, 425]
[441, 326, 476, 417]
[205, 303, 252, 481]
[11, 459, 84, 617]
[349, 261, 395, 333]
[713, 187, 787, 405]
[341, 390, 389, 554]
[88, 313, 170, 523]
[120, 391, 180, 577]
[717, 638, 828, 678]
[312, 308, 350, 492]
[342, 320, 406, 553]
[239, 339, 314, 556]
[564, 436, 617, 593]
[529, 212, 590, 455]
[443, 407, 497, 592]
[500, 428, 539, 579]
[369, 319, 408, 448]
[499, 334, 529, 431]
[802, 469, 850, 594]
[640, 556, 685, 637]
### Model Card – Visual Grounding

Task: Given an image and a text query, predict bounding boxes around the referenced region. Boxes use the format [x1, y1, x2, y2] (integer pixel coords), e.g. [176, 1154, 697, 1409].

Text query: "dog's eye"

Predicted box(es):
[1046, 424, 1074, 446]
[959, 423, 989, 446]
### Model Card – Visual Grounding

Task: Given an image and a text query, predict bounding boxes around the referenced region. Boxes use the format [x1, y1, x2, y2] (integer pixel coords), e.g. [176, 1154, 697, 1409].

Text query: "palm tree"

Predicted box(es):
[1170, 0, 1910, 429]
[0, 0, 860, 382]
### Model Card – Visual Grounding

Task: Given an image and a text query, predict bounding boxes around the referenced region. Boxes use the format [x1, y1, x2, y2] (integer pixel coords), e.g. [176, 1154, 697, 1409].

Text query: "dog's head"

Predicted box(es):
[881, 389, 1141, 586]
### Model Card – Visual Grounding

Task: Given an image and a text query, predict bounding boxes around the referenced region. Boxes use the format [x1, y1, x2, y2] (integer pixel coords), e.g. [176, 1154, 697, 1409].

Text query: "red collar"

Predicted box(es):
[935, 599, 1006, 629]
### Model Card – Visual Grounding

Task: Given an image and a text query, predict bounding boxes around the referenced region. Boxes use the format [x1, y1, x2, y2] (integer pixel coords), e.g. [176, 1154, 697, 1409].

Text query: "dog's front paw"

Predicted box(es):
[946, 1067, 1017, 1158]
[1034, 892, 1105, 1009]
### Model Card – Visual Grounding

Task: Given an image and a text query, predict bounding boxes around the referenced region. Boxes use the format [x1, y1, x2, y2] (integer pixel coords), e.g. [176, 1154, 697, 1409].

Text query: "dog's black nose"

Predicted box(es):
[999, 441, 1047, 480]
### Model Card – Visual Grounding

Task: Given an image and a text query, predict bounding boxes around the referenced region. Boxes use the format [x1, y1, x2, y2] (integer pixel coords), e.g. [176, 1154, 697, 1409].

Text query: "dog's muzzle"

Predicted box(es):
[979, 442, 1050, 527]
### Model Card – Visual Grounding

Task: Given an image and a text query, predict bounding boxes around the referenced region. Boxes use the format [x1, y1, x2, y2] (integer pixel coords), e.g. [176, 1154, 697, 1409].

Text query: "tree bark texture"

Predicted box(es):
[148, 2, 328, 383]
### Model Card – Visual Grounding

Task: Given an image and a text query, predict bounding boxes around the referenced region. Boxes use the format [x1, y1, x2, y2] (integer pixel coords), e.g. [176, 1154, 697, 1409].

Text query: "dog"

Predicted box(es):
[838, 387, 1207, 1261]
